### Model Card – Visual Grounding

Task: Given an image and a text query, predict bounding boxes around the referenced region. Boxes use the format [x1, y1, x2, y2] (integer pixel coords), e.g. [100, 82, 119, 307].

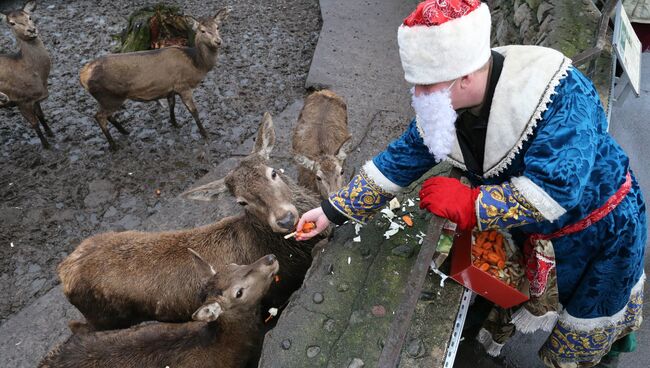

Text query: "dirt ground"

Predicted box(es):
[0, 0, 321, 324]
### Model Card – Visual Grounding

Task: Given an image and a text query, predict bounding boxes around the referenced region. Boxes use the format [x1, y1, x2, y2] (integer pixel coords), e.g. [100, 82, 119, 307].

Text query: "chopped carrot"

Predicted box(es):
[294, 222, 317, 237]
[486, 252, 501, 265]
[497, 260, 506, 270]
[402, 215, 413, 227]
[301, 222, 316, 233]
[479, 263, 490, 272]
[488, 230, 497, 241]
[480, 241, 493, 250]
[476, 231, 489, 244]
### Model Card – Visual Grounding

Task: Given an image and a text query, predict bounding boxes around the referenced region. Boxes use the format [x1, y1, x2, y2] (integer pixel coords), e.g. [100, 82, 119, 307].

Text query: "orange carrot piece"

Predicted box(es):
[402, 215, 413, 227]
[479, 263, 490, 272]
[481, 241, 493, 250]
[488, 230, 497, 241]
[301, 222, 316, 232]
[486, 252, 501, 265]
[497, 260, 506, 270]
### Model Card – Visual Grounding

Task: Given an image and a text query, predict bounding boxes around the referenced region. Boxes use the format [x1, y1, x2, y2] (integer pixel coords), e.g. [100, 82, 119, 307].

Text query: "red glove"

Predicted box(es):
[419, 177, 480, 230]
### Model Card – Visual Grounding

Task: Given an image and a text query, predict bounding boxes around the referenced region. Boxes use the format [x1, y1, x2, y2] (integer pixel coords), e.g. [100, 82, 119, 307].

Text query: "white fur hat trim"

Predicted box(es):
[398, 3, 492, 85]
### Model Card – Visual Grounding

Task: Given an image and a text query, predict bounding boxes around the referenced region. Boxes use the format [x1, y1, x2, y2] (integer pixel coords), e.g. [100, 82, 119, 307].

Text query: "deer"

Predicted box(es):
[292, 89, 352, 199]
[57, 112, 326, 331]
[78, 7, 230, 150]
[0, 1, 53, 148]
[40, 251, 278, 368]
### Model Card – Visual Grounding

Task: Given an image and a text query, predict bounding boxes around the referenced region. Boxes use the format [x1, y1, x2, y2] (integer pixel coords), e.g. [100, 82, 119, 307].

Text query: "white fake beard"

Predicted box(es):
[411, 87, 458, 163]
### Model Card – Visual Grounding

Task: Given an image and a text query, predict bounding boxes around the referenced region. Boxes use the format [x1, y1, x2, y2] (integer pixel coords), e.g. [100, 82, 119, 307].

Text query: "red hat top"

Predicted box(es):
[403, 0, 482, 27]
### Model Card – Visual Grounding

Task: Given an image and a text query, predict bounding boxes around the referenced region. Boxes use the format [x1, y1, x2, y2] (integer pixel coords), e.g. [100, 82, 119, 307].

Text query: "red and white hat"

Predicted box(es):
[397, 0, 491, 85]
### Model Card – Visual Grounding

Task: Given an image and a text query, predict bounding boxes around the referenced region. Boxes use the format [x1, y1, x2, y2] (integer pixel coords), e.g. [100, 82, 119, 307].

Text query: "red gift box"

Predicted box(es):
[449, 230, 529, 309]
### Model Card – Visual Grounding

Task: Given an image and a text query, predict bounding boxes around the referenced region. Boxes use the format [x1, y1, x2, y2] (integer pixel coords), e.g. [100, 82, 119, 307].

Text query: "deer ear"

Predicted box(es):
[192, 301, 223, 322]
[335, 136, 353, 162]
[180, 178, 228, 201]
[294, 154, 316, 171]
[188, 248, 216, 280]
[23, 1, 36, 14]
[252, 112, 275, 160]
[186, 16, 200, 32]
[214, 6, 231, 25]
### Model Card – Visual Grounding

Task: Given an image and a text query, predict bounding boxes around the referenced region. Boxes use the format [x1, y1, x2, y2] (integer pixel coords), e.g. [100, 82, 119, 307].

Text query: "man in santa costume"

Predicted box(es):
[297, 0, 646, 366]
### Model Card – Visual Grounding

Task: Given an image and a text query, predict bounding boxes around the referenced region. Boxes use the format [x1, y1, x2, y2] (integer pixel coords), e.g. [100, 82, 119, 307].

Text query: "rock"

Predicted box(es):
[312, 292, 324, 304]
[84, 179, 116, 208]
[281, 339, 292, 350]
[348, 358, 364, 368]
[337, 282, 350, 292]
[119, 196, 138, 210]
[406, 338, 424, 358]
[323, 318, 335, 332]
[391, 244, 414, 258]
[306, 345, 320, 358]
[514, 3, 531, 27]
[29, 278, 47, 295]
[27, 264, 42, 274]
[116, 214, 141, 230]
[103, 206, 118, 218]
[536, 2, 553, 24]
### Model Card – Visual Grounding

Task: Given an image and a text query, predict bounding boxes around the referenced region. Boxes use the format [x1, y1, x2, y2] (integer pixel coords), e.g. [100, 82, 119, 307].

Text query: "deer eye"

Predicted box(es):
[9, 21, 16, 25]
[340, 169, 344, 175]
[235, 289, 244, 298]
[316, 176, 322, 181]
[237, 200, 248, 206]
[271, 170, 278, 179]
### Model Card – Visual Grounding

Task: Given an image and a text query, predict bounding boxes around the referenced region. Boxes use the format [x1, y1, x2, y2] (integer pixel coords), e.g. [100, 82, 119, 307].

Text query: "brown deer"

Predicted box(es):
[40, 251, 278, 368]
[78, 7, 230, 150]
[0, 1, 53, 148]
[58, 112, 325, 331]
[292, 89, 352, 198]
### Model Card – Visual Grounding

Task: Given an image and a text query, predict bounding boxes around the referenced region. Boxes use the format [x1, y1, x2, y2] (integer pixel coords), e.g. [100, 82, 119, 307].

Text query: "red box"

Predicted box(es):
[449, 230, 529, 309]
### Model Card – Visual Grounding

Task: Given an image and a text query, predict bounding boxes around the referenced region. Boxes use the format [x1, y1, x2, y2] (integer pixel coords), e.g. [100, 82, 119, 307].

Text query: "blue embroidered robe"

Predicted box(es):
[324, 45, 646, 365]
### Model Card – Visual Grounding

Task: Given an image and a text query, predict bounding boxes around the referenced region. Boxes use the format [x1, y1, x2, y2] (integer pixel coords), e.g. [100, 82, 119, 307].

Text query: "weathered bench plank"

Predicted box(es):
[260, 164, 464, 367]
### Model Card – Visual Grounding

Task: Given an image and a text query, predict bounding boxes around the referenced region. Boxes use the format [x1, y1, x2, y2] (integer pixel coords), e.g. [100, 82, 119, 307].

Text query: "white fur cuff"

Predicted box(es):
[362, 160, 403, 194]
[511, 176, 566, 221]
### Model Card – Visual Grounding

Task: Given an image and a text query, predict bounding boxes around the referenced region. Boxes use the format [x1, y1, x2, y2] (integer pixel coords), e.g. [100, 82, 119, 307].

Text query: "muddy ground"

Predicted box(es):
[0, 0, 321, 324]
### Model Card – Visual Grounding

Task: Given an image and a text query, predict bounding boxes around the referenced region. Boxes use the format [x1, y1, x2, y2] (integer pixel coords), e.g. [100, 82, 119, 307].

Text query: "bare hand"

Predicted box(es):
[295, 207, 330, 241]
